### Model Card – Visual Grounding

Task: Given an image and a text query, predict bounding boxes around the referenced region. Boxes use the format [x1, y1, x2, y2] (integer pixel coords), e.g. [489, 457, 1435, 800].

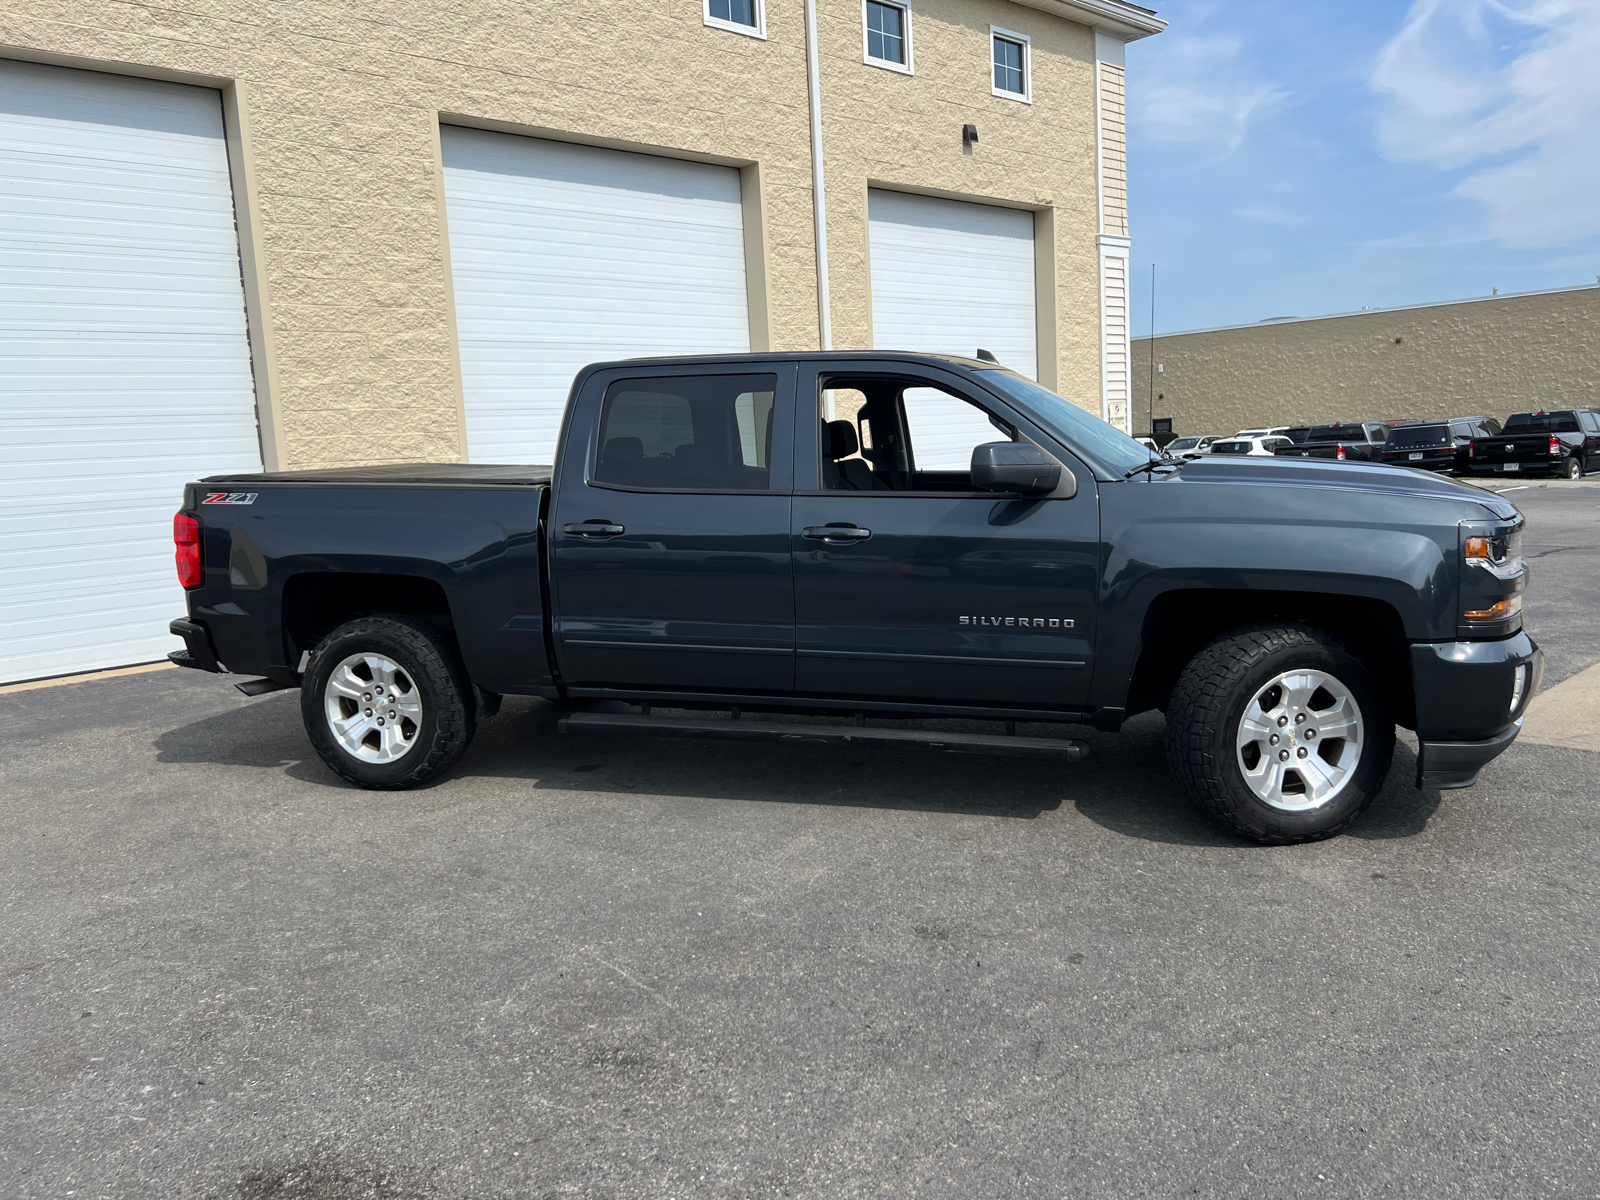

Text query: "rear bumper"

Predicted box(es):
[1411, 633, 1543, 789]
[1468, 460, 1562, 475]
[168, 617, 225, 673]
[1381, 453, 1455, 471]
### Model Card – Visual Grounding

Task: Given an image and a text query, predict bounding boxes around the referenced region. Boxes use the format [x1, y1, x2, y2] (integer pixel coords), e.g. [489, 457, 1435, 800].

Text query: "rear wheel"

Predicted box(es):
[1564, 455, 1584, 480]
[301, 615, 476, 789]
[1165, 624, 1395, 844]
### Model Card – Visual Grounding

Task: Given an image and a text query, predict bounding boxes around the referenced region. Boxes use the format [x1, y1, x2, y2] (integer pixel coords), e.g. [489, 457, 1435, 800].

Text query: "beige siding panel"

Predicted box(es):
[1101, 253, 1130, 428]
[1098, 62, 1128, 238]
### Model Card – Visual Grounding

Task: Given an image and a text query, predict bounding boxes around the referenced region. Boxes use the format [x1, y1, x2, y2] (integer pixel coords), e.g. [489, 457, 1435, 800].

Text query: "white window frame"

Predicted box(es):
[990, 25, 1032, 103]
[704, 0, 767, 40]
[862, 0, 914, 75]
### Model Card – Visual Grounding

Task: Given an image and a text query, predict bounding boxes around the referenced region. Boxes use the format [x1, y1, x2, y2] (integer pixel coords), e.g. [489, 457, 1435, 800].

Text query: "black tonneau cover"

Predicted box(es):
[200, 463, 553, 487]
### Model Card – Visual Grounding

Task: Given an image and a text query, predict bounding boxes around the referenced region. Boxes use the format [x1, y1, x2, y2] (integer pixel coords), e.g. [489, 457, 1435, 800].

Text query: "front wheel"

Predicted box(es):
[301, 615, 477, 789]
[1165, 624, 1395, 844]
[1564, 456, 1584, 480]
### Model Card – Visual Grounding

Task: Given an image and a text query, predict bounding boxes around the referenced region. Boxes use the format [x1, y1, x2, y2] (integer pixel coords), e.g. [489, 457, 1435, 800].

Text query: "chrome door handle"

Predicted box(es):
[802, 524, 871, 542]
[563, 521, 626, 537]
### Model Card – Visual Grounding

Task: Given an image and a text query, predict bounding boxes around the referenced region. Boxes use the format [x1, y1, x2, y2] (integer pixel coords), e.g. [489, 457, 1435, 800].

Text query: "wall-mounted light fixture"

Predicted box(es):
[962, 124, 979, 148]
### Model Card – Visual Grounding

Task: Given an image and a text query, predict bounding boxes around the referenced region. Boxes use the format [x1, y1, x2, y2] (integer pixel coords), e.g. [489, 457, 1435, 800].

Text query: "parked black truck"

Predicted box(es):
[1380, 417, 1501, 474]
[170, 353, 1541, 844]
[1467, 409, 1600, 479]
[1274, 421, 1392, 463]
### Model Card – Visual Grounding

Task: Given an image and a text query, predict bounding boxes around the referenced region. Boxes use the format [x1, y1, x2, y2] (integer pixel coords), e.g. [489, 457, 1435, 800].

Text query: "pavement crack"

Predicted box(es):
[579, 945, 678, 1011]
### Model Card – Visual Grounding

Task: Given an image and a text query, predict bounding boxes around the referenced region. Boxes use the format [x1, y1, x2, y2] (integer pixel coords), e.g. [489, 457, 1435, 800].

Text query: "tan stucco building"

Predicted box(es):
[2, 0, 1163, 471]
[0, 0, 1163, 682]
[1131, 284, 1600, 439]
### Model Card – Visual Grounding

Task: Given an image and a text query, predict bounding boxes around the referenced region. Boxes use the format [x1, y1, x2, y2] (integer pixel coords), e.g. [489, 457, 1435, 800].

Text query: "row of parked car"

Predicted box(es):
[1146, 409, 1600, 479]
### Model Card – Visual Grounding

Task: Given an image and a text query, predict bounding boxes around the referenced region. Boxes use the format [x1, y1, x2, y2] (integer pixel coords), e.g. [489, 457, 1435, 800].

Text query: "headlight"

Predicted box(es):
[1460, 523, 1526, 632]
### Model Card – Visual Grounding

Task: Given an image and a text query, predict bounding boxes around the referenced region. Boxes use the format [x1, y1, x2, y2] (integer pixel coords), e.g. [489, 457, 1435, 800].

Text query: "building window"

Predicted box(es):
[863, 0, 913, 73]
[705, 0, 765, 39]
[991, 27, 1031, 101]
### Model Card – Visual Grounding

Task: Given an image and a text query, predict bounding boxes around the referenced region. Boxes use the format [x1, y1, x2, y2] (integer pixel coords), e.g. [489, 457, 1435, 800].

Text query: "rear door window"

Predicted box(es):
[594, 374, 779, 491]
[1580, 411, 1600, 434]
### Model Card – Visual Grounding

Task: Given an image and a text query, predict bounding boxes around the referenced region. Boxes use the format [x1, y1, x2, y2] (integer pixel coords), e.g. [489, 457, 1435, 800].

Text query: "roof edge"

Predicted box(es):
[1149, 282, 1600, 340]
[1008, 0, 1166, 40]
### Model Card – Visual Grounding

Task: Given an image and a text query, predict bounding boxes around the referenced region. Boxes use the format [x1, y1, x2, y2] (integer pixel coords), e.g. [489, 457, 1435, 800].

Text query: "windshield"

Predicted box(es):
[1167, 437, 1202, 451]
[1284, 427, 1311, 443]
[1389, 423, 1450, 448]
[1504, 412, 1580, 433]
[978, 370, 1154, 473]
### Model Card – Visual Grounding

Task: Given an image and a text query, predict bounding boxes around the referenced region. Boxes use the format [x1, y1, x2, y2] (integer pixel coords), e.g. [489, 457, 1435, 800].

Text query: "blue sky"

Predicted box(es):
[1126, 0, 1600, 335]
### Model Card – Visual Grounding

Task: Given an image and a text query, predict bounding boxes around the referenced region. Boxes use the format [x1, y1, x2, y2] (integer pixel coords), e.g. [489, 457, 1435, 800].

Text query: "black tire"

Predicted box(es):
[1564, 455, 1583, 480]
[1165, 624, 1395, 844]
[300, 615, 476, 789]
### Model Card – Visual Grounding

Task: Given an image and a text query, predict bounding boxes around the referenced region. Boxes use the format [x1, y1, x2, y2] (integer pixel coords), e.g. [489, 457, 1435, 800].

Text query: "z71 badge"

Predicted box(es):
[202, 492, 258, 506]
[960, 616, 1075, 629]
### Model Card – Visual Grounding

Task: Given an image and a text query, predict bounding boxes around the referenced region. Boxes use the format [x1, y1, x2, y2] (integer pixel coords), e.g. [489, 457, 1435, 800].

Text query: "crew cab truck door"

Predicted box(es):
[791, 363, 1099, 710]
[547, 364, 797, 695]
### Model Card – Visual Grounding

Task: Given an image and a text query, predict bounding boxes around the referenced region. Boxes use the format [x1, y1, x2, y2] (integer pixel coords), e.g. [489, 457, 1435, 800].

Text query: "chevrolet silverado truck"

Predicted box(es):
[1274, 421, 1392, 463]
[169, 352, 1542, 845]
[1466, 409, 1600, 479]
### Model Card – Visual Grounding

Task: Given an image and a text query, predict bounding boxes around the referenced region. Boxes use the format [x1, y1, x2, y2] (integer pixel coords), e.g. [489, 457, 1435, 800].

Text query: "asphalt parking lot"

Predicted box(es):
[3, 486, 1598, 1200]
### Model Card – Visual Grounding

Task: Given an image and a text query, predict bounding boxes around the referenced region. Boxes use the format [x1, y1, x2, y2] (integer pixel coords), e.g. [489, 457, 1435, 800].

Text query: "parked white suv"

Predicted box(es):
[1235, 426, 1293, 439]
[1210, 436, 1293, 458]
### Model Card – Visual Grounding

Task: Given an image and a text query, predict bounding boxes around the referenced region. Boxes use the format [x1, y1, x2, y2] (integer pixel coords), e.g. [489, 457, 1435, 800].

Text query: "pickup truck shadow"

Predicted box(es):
[153, 696, 1441, 837]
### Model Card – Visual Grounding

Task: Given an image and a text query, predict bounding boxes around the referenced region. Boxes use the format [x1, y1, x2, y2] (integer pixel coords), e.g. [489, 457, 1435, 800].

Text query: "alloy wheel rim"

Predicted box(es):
[323, 652, 423, 763]
[1235, 669, 1364, 812]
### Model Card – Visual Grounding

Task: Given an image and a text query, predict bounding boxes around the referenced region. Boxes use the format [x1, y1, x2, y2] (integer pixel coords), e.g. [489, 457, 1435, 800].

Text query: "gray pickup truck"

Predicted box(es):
[168, 352, 1541, 844]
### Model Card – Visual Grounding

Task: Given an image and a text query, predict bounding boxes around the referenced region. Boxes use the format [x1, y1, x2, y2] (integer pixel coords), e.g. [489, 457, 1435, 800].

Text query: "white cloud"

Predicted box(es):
[1371, 0, 1600, 246]
[1132, 34, 1288, 154]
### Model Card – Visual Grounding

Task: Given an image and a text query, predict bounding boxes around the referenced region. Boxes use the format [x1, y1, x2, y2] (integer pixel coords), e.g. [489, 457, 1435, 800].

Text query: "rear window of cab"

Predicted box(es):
[1389, 424, 1450, 448]
[1504, 412, 1580, 433]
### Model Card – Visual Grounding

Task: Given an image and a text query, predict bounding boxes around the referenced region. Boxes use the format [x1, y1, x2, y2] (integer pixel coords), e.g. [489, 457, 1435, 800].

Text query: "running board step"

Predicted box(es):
[235, 677, 294, 697]
[557, 712, 1087, 761]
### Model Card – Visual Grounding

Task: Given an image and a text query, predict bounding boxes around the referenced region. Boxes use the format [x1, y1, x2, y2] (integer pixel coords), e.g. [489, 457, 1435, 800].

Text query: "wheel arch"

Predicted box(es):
[1124, 589, 1415, 730]
[282, 571, 455, 668]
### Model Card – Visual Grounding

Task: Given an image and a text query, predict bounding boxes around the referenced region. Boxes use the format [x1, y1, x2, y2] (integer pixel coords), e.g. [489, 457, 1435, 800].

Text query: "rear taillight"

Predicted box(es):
[174, 513, 202, 589]
[1470, 442, 1476, 459]
[1336, 444, 1347, 461]
[1549, 435, 1561, 456]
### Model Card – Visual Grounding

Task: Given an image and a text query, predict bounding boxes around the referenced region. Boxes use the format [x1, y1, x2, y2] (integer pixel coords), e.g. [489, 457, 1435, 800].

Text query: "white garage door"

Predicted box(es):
[441, 128, 751, 464]
[0, 60, 262, 685]
[868, 189, 1037, 377]
[869, 190, 1038, 471]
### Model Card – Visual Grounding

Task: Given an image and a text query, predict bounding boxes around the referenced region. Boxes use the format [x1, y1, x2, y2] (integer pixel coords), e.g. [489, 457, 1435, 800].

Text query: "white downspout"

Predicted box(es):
[804, 0, 833, 350]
